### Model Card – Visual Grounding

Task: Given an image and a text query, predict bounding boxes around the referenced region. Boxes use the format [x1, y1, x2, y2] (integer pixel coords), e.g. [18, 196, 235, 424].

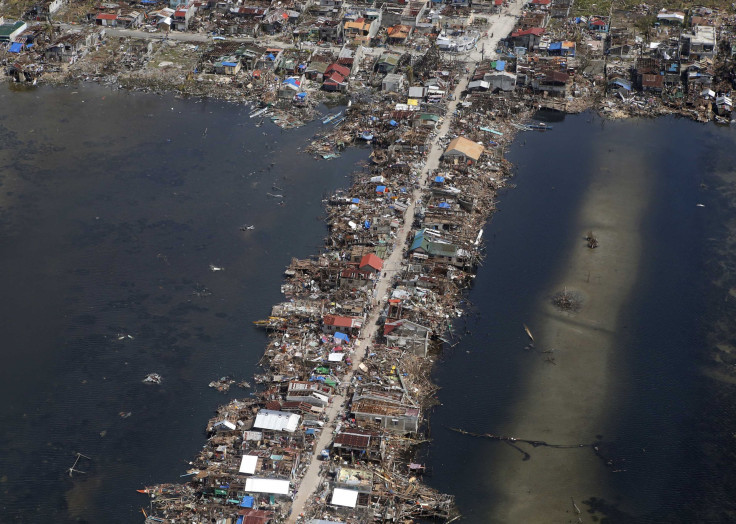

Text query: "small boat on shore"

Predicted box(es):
[360, 131, 374, 141]
[249, 107, 268, 119]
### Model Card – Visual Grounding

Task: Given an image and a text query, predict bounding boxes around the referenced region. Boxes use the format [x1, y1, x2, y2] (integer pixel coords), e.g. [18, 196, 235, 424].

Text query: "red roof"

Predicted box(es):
[323, 72, 346, 85]
[359, 253, 383, 271]
[325, 63, 350, 77]
[96, 13, 118, 19]
[511, 27, 544, 37]
[494, 0, 503, 5]
[591, 19, 607, 26]
[238, 508, 274, 524]
[323, 315, 359, 328]
[532, 0, 551, 4]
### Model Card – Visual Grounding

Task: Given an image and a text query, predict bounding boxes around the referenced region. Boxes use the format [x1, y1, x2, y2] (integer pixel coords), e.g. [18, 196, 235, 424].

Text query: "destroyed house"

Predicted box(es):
[340, 267, 373, 290]
[682, 25, 716, 58]
[333, 467, 372, 507]
[322, 314, 363, 334]
[510, 27, 543, 50]
[532, 70, 569, 96]
[351, 388, 419, 433]
[333, 428, 382, 458]
[286, 381, 333, 407]
[343, 18, 374, 45]
[587, 16, 609, 32]
[409, 230, 469, 267]
[383, 319, 431, 356]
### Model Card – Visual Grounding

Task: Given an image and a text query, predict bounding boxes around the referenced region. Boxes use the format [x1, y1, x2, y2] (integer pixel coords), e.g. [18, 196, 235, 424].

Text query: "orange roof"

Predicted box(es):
[359, 253, 383, 271]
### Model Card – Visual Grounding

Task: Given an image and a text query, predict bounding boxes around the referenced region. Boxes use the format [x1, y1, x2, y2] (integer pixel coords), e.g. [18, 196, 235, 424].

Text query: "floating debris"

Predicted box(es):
[142, 373, 162, 385]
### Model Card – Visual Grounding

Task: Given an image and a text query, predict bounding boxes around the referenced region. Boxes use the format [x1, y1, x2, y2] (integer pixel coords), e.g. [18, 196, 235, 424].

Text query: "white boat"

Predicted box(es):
[322, 111, 343, 124]
[249, 107, 268, 118]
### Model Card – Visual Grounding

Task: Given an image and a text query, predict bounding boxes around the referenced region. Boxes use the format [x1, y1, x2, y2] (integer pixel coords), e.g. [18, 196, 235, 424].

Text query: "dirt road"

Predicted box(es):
[286, 4, 523, 522]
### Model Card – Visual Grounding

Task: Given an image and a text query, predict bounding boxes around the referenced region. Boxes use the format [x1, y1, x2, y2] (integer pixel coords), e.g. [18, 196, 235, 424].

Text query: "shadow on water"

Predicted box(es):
[0, 84, 367, 523]
[423, 114, 736, 523]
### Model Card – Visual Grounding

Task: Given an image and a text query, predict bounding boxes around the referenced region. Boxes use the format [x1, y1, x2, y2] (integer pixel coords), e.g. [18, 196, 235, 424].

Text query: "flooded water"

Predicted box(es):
[3, 84, 736, 524]
[0, 84, 366, 522]
[425, 113, 736, 523]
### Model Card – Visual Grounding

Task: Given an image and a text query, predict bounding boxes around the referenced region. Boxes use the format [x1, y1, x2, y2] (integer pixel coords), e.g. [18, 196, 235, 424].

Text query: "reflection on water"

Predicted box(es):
[0, 84, 367, 522]
[424, 114, 736, 523]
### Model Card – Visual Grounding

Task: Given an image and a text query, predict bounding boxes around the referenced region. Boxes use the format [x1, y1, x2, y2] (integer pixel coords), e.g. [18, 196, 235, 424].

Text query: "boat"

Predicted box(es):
[360, 131, 374, 141]
[322, 111, 342, 124]
[209, 264, 224, 271]
[332, 116, 346, 126]
[528, 122, 553, 131]
[249, 106, 268, 119]
[523, 324, 534, 343]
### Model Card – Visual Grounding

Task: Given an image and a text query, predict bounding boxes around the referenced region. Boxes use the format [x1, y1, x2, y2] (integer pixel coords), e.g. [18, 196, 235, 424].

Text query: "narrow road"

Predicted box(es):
[286, 4, 523, 522]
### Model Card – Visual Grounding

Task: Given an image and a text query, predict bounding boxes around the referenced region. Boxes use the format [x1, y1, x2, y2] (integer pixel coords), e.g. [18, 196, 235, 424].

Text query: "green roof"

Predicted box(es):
[0, 21, 25, 38]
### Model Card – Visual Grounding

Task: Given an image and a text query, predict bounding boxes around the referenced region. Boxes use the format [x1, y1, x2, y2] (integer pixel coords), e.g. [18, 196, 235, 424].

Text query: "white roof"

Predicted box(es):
[328, 352, 345, 362]
[253, 409, 301, 432]
[331, 488, 359, 508]
[213, 420, 236, 431]
[239, 454, 258, 474]
[245, 477, 290, 495]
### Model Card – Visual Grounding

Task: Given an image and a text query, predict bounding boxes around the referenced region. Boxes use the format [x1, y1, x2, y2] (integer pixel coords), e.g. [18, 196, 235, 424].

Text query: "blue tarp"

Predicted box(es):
[434, 176, 445, 183]
[549, 42, 562, 51]
[267, 53, 275, 59]
[351, 197, 360, 204]
[306, 428, 315, 435]
[334, 332, 349, 341]
[495, 60, 506, 71]
[240, 496, 254, 508]
[296, 92, 307, 98]
[389, 119, 397, 126]
[376, 185, 386, 193]
[438, 202, 451, 209]
[222, 61, 237, 67]
[364, 220, 371, 229]
[236, 517, 244, 524]
[9, 42, 23, 53]
[283, 77, 299, 86]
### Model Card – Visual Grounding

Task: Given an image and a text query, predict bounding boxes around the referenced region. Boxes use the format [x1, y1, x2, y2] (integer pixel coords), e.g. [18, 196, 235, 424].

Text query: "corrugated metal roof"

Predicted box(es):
[253, 409, 300, 432]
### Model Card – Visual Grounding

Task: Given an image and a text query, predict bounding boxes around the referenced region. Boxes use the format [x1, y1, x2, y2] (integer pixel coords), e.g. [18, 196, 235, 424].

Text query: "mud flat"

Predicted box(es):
[488, 141, 655, 522]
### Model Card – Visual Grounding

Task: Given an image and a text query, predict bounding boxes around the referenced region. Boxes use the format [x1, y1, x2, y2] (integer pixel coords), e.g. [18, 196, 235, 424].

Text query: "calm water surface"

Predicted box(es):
[3, 86, 735, 524]
[0, 84, 366, 522]
[425, 113, 736, 523]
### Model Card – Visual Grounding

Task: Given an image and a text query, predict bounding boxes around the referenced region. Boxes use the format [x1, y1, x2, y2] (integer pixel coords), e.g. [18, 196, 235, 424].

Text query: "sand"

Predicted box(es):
[487, 146, 655, 522]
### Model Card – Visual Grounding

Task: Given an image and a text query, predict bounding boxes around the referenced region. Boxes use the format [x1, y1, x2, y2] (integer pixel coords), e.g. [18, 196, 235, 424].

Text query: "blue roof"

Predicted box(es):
[9, 42, 23, 53]
[410, 230, 425, 251]
[222, 61, 237, 67]
[240, 496, 254, 508]
[549, 42, 562, 51]
[434, 176, 445, 183]
[495, 60, 506, 71]
[306, 428, 315, 435]
[376, 185, 386, 192]
[334, 332, 349, 341]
